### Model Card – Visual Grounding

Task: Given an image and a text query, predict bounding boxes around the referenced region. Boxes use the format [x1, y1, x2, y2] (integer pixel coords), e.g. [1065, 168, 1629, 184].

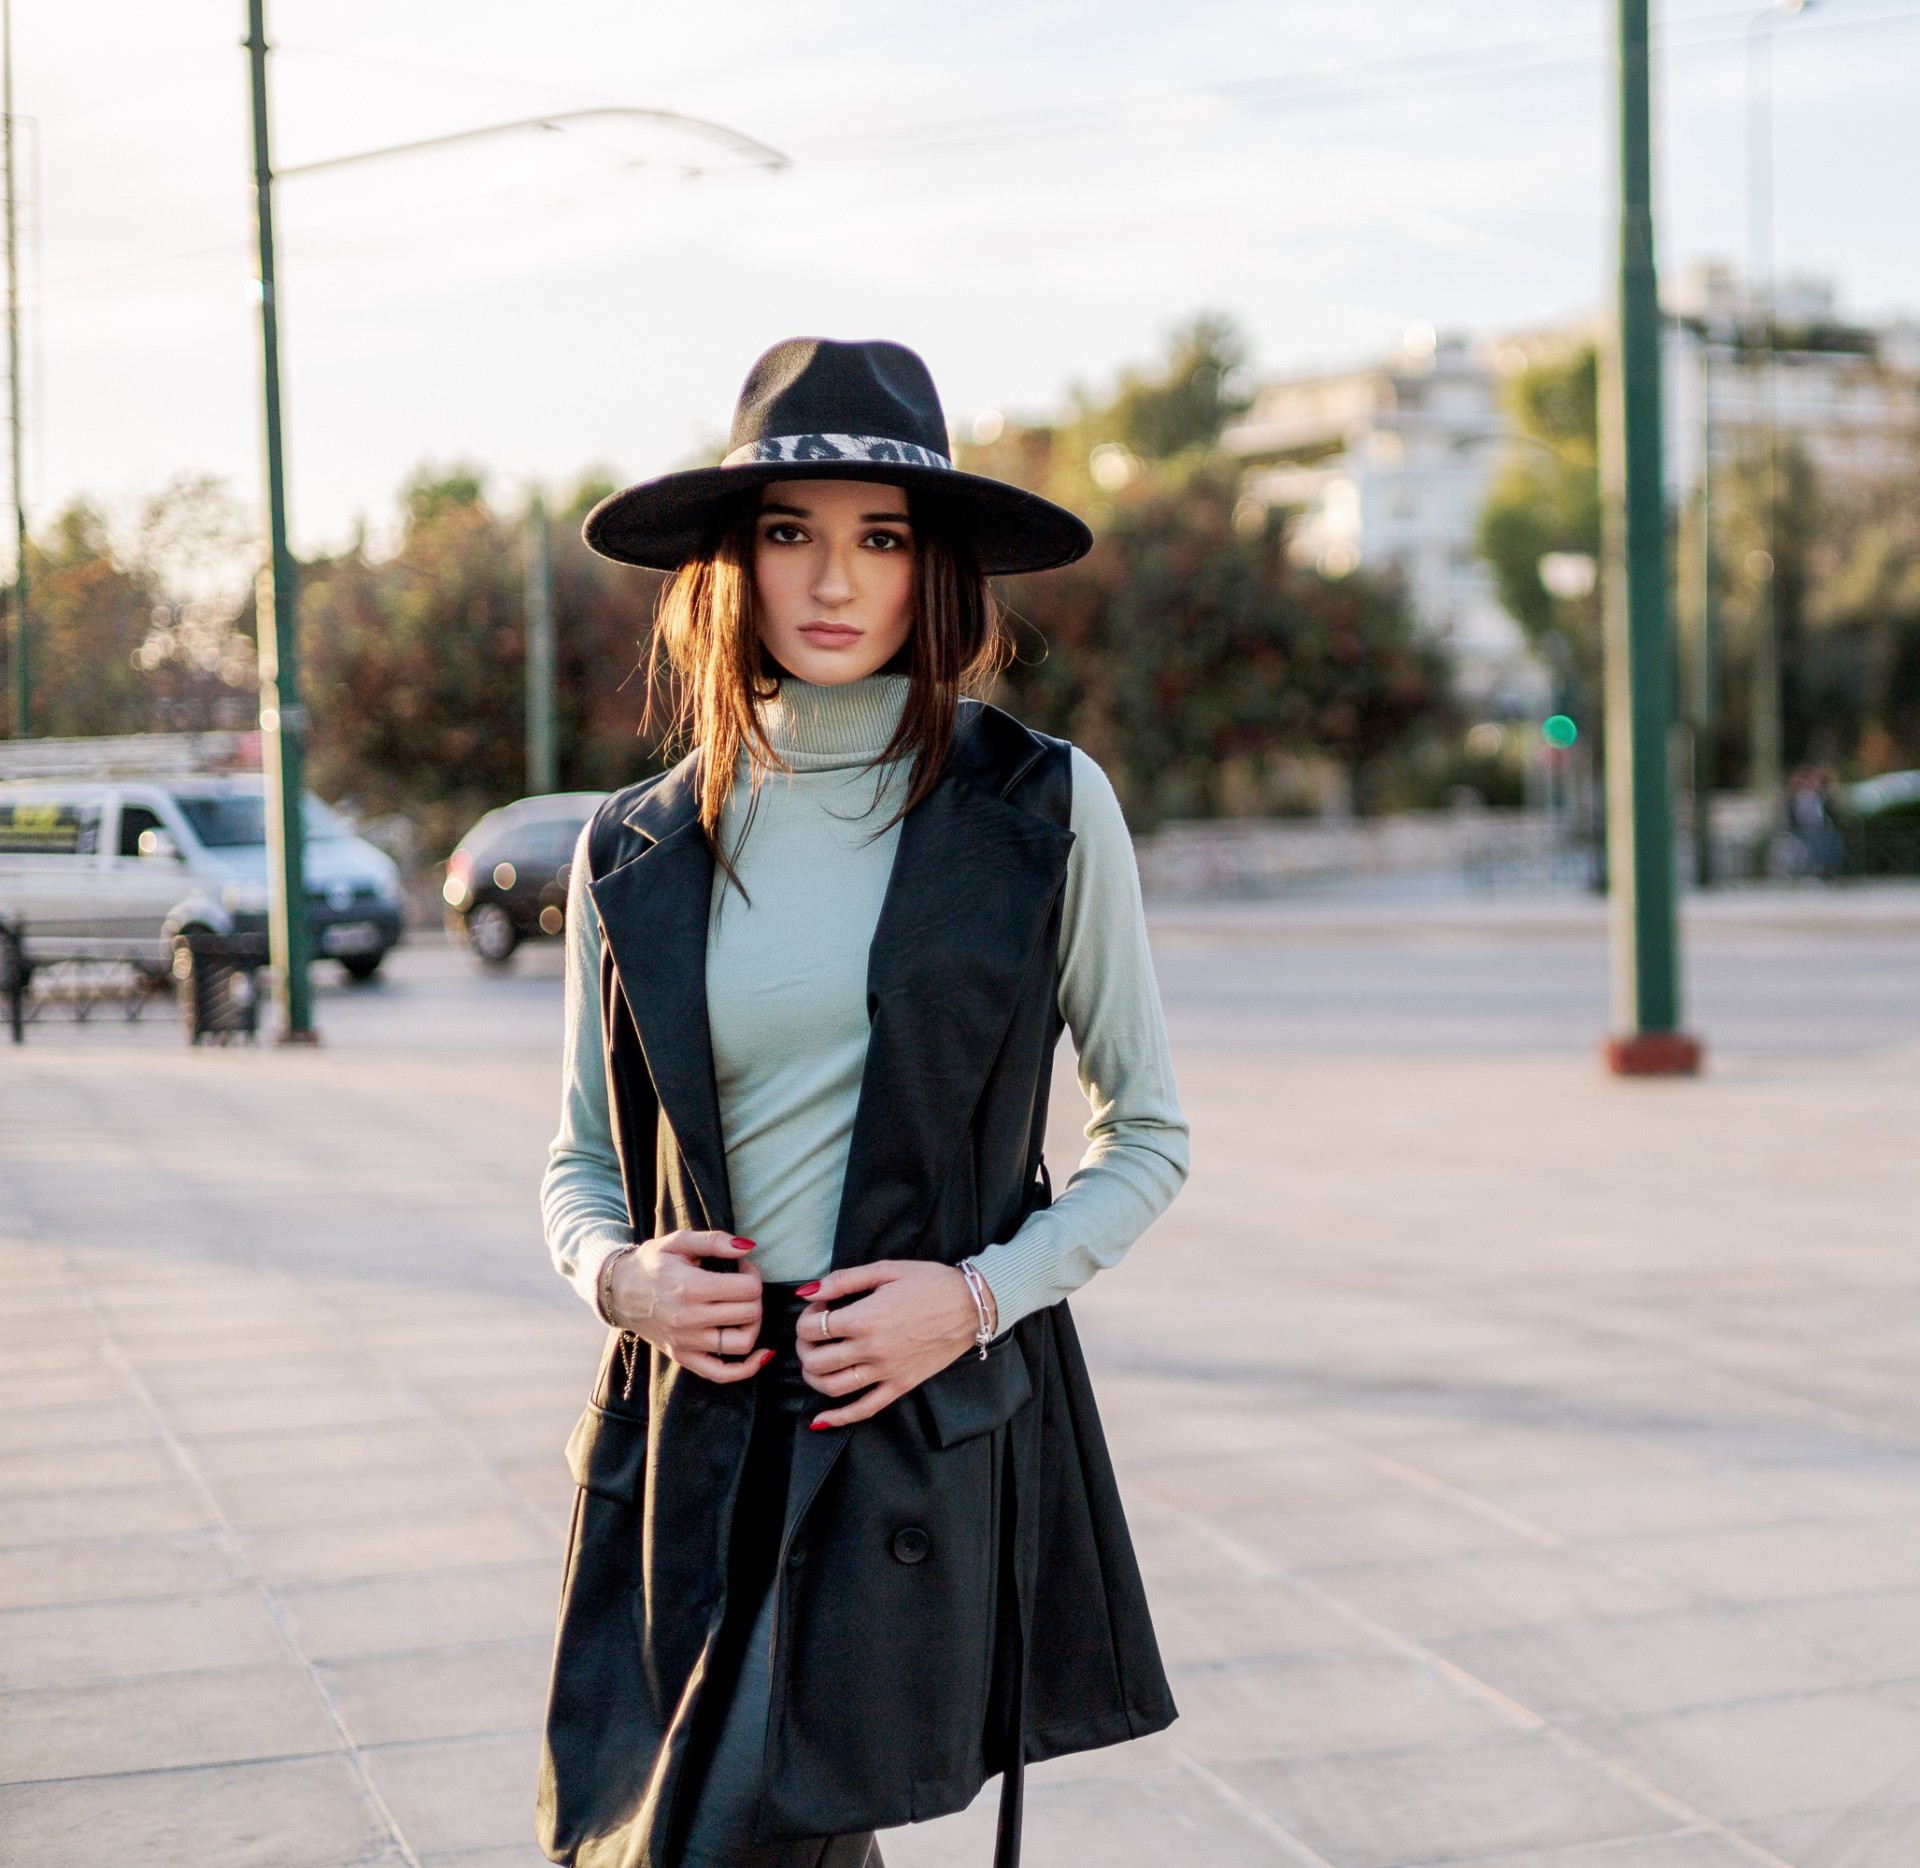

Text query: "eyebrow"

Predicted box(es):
[760, 501, 912, 524]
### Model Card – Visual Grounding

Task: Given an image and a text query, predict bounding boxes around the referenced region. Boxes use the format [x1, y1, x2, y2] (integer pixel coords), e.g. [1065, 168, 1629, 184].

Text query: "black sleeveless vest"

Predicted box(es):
[538, 699, 1175, 1868]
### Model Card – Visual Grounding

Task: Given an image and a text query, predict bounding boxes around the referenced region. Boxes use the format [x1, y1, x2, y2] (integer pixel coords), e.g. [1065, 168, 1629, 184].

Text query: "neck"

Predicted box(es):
[756, 674, 911, 773]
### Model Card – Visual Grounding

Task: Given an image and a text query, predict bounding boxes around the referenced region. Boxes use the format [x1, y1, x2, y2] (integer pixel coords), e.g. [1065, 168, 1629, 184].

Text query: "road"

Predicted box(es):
[2, 883, 1918, 1867]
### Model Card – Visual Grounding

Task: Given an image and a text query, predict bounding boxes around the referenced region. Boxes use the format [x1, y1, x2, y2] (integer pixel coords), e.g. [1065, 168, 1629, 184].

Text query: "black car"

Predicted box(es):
[443, 792, 606, 966]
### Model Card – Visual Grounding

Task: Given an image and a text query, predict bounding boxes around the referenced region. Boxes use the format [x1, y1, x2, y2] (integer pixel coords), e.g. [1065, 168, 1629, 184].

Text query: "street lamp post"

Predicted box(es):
[524, 496, 556, 796]
[3, 0, 26, 741]
[244, 0, 316, 1042]
[1601, 0, 1702, 1076]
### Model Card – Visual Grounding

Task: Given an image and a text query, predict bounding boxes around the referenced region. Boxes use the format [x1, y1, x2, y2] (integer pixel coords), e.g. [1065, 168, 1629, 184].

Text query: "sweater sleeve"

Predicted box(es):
[541, 822, 638, 1314]
[968, 746, 1189, 1330]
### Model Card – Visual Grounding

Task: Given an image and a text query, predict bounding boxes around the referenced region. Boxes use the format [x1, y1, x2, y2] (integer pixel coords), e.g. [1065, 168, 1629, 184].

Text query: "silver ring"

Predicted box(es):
[717, 1324, 734, 1355]
[818, 1310, 836, 1343]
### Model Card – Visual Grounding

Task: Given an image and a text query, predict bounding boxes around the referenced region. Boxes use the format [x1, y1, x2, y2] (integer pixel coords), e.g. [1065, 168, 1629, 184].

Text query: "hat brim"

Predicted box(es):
[583, 460, 1092, 578]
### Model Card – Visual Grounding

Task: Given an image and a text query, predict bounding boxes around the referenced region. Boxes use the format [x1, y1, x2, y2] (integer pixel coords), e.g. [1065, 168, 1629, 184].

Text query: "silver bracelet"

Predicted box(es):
[957, 1259, 996, 1361]
[596, 1243, 639, 1328]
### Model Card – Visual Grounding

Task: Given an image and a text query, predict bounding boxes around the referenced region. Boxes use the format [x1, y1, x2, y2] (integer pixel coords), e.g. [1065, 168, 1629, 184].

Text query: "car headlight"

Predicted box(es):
[221, 880, 271, 913]
[443, 874, 470, 908]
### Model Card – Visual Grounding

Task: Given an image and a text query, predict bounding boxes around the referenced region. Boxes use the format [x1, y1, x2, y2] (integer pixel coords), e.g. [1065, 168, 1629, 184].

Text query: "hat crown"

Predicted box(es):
[730, 339, 949, 461]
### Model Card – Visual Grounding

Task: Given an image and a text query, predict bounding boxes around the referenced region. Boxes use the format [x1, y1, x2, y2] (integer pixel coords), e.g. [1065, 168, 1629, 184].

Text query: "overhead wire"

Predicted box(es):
[39, 3, 1920, 308]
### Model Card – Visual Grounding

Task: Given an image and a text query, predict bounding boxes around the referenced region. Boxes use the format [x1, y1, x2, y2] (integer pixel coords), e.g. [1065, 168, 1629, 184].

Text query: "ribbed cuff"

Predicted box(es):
[569, 1229, 636, 1319]
[968, 1212, 1065, 1337]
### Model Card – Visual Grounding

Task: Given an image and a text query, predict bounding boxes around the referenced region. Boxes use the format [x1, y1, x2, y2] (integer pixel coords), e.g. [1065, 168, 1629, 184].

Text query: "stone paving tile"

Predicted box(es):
[1590, 1519, 1920, 1605]
[1304, 1548, 1695, 1642]
[1745, 1796, 1920, 1867]
[1219, 1732, 1674, 1867]
[134, 1351, 390, 1400]
[0, 1364, 124, 1410]
[1471, 1469, 1800, 1543]
[887, 1766, 1300, 1866]
[1734, 1589, 1920, 1684]
[182, 1418, 462, 1480]
[418, 1849, 554, 1868]
[207, 1457, 518, 1531]
[0, 1591, 290, 1691]
[275, 1561, 559, 1663]
[1150, 1575, 1371, 1669]
[0, 1753, 393, 1868]
[1218, 1493, 1529, 1570]
[1566, 1688, 1920, 1825]
[1444, 1833, 1762, 1866]
[1431, 1608, 1862, 1720]
[159, 1381, 431, 1441]
[237, 1505, 554, 1587]
[0, 1528, 243, 1610]
[0, 1436, 181, 1498]
[1166, 1649, 1517, 1766]
[0, 1398, 157, 1454]
[0, 1478, 215, 1547]
[0, 1660, 340, 1784]
[320, 1639, 551, 1747]
[1104, 1445, 1403, 1518]
[361, 1730, 542, 1855]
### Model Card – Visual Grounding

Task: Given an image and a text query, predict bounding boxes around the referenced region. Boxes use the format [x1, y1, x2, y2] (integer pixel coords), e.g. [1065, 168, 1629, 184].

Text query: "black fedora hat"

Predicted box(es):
[583, 338, 1092, 578]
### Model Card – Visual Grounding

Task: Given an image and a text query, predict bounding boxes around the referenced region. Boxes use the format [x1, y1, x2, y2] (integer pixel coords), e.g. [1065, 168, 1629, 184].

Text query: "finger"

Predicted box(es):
[659, 1230, 757, 1263]
[678, 1295, 765, 1329]
[794, 1336, 865, 1377]
[805, 1361, 880, 1398]
[677, 1266, 767, 1306]
[811, 1382, 904, 1431]
[675, 1346, 774, 1385]
[797, 1263, 898, 1306]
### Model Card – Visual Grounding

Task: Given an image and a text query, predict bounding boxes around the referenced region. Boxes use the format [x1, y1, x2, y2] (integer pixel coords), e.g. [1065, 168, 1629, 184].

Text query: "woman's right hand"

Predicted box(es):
[605, 1231, 770, 1384]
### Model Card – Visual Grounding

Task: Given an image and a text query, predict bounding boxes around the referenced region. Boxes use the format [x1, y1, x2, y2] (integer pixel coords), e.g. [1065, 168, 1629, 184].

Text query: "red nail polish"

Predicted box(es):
[795, 1281, 821, 1298]
[732, 1237, 757, 1250]
[809, 1418, 832, 1432]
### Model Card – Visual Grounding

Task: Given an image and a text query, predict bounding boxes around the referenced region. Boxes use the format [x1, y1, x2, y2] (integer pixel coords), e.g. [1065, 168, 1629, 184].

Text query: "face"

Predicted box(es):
[752, 478, 915, 686]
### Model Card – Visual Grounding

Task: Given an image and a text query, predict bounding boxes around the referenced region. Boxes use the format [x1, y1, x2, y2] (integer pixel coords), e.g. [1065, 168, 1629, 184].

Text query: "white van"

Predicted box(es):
[0, 775, 405, 981]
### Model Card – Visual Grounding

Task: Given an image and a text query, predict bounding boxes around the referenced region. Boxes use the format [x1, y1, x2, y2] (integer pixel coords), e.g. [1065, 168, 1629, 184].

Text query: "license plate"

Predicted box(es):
[320, 921, 382, 956]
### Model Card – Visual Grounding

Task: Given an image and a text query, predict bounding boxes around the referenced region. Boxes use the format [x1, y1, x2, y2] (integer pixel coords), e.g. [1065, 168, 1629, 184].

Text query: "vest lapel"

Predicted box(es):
[589, 756, 734, 1234]
[831, 730, 1074, 1268]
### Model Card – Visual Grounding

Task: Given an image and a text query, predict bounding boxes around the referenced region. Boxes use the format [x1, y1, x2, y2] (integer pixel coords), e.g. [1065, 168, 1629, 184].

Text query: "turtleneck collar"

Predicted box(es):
[756, 675, 911, 773]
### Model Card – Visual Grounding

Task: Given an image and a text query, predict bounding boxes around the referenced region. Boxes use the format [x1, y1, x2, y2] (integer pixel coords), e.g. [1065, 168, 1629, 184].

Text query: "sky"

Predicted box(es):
[23, 0, 1920, 562]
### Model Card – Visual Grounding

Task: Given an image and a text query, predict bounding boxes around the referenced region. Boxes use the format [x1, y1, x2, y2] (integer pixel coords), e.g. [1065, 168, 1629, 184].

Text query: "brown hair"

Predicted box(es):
[644, 484, 1010, 875]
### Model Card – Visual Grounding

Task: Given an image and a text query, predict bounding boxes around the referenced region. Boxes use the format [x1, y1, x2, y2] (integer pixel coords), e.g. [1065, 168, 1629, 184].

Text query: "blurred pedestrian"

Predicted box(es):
[538, 339, 1189, 1868]
[1782, 765, 1845, 881]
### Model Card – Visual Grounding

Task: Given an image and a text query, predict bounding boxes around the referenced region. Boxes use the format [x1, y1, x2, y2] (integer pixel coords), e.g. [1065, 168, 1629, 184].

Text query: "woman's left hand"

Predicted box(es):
[795, 1260, 986, 1429]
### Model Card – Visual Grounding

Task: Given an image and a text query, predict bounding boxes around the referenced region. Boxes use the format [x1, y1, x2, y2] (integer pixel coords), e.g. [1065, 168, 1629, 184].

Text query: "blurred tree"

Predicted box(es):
[1083, 312, 1253, 461]
[299, 467, 662, 853]
[964, 321, 1446, 825]
[1475, 343, 1601, 726]
[1804, 467, 1920, 774]
[0, 477, 258, 738]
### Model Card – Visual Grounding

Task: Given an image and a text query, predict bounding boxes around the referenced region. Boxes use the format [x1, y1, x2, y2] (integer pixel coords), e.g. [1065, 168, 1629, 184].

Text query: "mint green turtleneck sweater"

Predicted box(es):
[542, 676, 1188, 1332]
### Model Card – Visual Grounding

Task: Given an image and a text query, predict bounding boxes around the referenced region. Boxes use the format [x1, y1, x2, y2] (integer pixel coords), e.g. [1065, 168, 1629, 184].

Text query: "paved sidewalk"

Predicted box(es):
[3, 922, 1920, 1866]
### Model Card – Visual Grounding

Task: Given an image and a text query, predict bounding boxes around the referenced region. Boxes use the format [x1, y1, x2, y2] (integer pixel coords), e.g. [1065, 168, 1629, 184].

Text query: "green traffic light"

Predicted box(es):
[1543, 714, 1578, 749]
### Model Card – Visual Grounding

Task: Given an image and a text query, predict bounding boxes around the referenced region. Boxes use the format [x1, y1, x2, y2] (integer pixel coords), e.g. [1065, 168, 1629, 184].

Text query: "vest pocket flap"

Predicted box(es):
[918, 1336, 1033, 1449]
[566, 1403, 649, 1501]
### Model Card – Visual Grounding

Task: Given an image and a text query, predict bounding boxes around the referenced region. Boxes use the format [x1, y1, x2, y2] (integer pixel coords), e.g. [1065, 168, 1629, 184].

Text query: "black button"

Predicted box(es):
[891, 1527, 930, 1565]
[786, 1541, 806, 1569]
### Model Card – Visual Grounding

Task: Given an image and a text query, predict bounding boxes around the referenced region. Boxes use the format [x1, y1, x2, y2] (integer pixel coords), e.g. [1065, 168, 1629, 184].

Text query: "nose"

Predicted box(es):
[810, 536, 856, 609]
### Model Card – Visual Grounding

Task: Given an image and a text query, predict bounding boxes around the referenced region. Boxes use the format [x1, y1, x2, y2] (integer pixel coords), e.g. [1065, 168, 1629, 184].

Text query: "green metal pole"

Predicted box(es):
[524, 495, 556, 796]
[3, 0, 26, 740]
[245, 0, 316, 1042]
[1602, 0, 1700, 1075]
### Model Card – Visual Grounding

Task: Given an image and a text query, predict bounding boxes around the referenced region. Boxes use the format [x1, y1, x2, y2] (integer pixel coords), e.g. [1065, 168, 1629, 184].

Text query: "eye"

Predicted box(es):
[762, 521, 807, 545]
[862, 529, 910, 552]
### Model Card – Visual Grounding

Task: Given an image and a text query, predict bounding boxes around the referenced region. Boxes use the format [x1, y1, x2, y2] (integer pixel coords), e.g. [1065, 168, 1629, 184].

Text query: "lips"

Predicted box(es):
[799, 623, 861, 645]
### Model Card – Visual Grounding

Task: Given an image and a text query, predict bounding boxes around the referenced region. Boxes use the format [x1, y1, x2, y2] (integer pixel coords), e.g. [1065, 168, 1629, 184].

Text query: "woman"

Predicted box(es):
[538, 338, 1189, 1868]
